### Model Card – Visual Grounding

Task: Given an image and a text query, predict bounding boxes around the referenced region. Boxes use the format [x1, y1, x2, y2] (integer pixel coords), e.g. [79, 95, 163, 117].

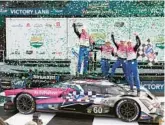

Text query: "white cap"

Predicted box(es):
[127, 39, 132, 43]
[82, 26, 87, 30]
[120, 39, 126, 42]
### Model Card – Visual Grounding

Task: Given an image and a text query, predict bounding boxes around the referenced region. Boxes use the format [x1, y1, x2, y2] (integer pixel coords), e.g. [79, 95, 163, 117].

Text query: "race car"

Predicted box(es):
[1, 78, 164, 123]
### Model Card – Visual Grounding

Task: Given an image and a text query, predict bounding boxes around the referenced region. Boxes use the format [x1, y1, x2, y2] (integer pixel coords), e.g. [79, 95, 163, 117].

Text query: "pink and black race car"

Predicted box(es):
[1, 79, 164, 123]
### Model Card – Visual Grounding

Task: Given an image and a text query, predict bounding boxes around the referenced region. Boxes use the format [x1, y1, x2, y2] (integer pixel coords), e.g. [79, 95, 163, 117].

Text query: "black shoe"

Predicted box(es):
[128, 89, 134, 93]
[137, 89, 140, 96]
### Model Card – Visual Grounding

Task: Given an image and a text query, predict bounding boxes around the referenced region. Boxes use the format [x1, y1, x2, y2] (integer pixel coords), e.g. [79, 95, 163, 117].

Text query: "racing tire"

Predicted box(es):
[115, 99, 140, 122]
[16, 93, 35, 114]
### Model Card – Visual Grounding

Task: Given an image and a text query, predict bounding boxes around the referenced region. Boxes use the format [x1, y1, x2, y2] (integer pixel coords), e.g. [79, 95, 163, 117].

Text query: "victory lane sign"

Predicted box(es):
[10, 9, 50, 15]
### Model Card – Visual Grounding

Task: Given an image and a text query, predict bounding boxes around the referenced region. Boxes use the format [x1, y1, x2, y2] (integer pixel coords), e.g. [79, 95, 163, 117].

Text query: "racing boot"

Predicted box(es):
[128, 88, 134, 93]
[130, 89, 134, 92]
[137, 89, 140, 97]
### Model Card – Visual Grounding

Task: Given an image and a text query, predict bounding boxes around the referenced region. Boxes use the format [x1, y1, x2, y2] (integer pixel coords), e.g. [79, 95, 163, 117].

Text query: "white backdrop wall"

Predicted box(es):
[6, 18, 68, 60]
[6, 17, 164, 62]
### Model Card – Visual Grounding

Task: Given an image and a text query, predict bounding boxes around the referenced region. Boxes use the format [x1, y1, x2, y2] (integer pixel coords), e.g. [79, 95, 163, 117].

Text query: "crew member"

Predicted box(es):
[126, 35, 141, 96]
[95, 41, 114, 77]
[73, 23, 94, 76]
[110, 33, 128, 82]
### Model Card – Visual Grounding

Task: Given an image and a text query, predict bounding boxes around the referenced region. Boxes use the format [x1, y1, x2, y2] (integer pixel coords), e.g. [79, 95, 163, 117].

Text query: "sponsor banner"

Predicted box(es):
[6, 18, 67, 60]
[142, 81, 164, 93]
[33, 75, 59, 80]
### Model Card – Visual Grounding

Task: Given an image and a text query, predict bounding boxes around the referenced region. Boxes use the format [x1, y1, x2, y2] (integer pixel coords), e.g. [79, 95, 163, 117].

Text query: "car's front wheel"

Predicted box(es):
[115, 99, 140, 122]
[16, 93, 35, 114]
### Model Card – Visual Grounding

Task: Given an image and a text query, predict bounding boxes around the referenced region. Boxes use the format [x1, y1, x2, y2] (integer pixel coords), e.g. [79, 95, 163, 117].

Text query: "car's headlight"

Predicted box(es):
[140, 99, 153, 111]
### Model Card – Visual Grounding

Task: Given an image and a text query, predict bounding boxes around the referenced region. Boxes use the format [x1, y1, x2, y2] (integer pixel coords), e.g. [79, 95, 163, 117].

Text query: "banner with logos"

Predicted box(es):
[6, 18, 68, 60]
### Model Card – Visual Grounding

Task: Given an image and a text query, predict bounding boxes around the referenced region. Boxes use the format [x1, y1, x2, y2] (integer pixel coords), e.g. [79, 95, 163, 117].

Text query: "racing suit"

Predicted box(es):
[110, 34, 128, 82]
[73, 23, 94, 74]
[95, 45, 114, 77]
[127, 36, 141, 92]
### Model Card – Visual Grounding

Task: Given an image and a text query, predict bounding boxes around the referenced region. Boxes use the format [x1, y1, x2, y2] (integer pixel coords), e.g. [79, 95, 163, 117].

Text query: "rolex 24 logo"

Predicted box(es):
[30, 34, 43, 48]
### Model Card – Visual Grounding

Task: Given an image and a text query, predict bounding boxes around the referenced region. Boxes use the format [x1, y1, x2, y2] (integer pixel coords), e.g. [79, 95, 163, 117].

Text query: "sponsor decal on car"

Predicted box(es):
[48, 104, 59, 110]
[33, 90, 62, 95]
[140, 112, 152, 120]
[87, 108, 92, 113]
[37, 105, 44, 109]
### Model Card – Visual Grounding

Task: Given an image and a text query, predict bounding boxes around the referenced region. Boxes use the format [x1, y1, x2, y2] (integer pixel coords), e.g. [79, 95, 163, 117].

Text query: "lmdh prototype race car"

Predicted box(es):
[1, 79, 164, 123]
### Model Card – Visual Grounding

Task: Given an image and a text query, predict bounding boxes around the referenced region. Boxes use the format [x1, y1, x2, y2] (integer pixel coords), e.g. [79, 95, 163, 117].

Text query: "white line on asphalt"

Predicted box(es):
[93, 117, 138, 125]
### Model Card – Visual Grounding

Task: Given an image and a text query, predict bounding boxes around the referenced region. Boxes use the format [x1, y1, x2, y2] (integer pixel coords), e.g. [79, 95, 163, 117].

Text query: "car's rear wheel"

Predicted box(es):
[115, 99, 140, 122]
[16, 93, 35, 114]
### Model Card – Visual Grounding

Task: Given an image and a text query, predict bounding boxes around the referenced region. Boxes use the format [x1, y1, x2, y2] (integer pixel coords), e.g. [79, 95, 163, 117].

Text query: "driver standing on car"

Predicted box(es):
[72, 23, 95, 76]
[95, 41, 114, 78]
[126, 34, 141, 96]
[109, 33, 128, 83]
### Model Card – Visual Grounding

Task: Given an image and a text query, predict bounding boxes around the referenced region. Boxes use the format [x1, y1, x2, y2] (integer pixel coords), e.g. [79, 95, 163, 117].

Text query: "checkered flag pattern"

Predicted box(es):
[137, 40, 158, 66]
[67, 91, 99, 102]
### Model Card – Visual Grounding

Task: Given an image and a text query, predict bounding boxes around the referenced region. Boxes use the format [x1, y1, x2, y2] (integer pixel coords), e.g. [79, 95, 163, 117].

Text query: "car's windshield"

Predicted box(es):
[43, 81, 81, 91]
[102, 86, 123, 95]
[43, 80, 124, 95]
[81, 84, 124, 95]
[82, 84, 102, 93]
